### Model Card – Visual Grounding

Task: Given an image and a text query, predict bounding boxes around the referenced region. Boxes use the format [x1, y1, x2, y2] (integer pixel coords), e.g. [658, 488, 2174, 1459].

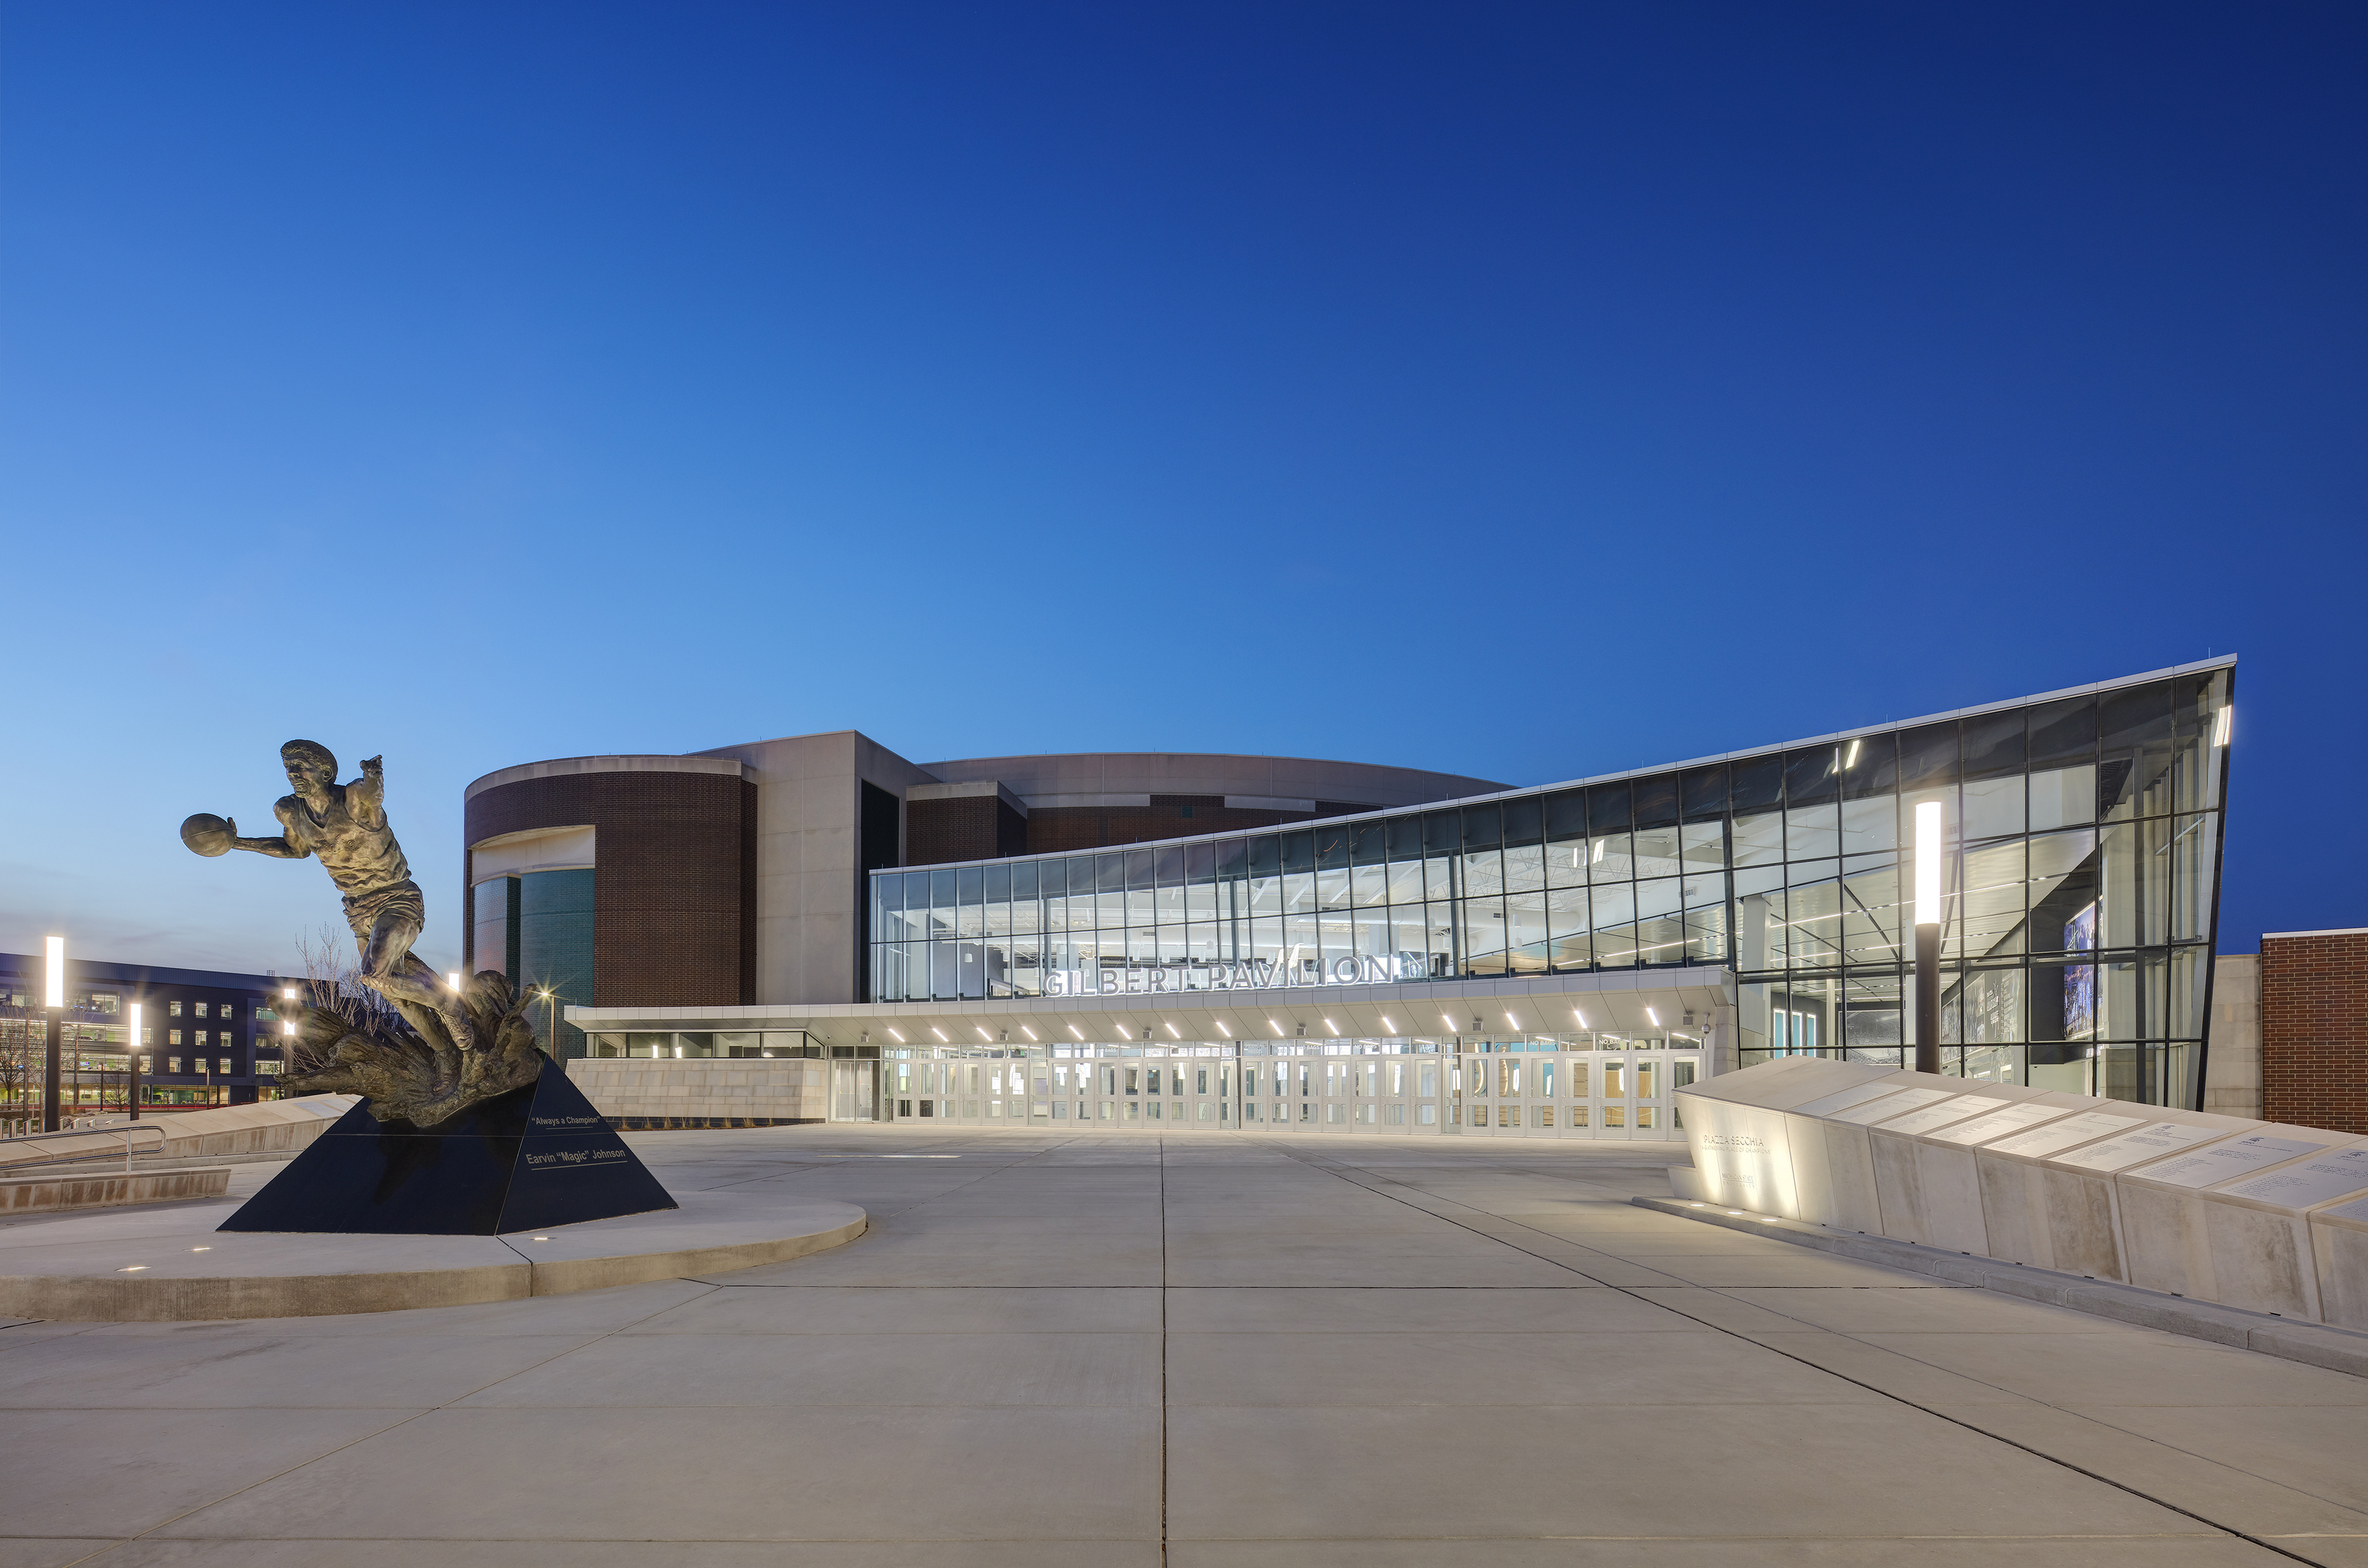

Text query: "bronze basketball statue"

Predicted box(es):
[182, 741, 544, 1126]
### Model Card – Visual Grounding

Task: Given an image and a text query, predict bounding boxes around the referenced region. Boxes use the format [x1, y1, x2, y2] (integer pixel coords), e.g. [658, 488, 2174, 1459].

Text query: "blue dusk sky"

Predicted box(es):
[1, 1, 2361, 976]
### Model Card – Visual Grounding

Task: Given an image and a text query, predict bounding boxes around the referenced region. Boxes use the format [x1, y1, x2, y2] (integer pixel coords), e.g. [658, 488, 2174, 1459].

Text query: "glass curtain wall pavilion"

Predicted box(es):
[847, 1036, 1698, 1141]
[869, 664, 2233, 1109]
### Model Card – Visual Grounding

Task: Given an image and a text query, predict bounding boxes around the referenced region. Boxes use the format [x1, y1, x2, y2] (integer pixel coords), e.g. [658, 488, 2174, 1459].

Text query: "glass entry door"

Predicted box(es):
[831, 1060, 879, 1122]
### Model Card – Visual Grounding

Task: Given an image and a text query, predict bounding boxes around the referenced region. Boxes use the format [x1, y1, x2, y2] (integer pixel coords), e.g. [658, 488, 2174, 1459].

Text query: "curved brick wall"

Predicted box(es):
[465, 768, 756, 1007]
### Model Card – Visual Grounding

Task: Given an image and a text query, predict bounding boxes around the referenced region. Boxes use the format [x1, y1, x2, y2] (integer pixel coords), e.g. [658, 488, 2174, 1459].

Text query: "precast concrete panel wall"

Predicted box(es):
[1679, 1059, 2368, 1331]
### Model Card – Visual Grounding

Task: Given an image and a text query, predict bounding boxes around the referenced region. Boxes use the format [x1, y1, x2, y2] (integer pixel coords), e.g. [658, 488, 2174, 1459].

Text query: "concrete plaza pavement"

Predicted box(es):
[3, 1124, 2366, 1566]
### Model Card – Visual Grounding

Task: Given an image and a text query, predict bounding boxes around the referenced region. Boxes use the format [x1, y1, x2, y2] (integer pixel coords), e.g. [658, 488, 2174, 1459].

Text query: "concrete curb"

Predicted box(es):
[0, 1192, 868, 1322]
[1633, 1194, 2368, 1379]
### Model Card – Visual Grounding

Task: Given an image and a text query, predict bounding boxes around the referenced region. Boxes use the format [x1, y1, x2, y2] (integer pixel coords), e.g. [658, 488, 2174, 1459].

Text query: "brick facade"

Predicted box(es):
[465, 772, 757, 1009]
[905, 793, 1028, 866]
[1021, 796, 1382, 856]
[2260, 929, 2368, 1134]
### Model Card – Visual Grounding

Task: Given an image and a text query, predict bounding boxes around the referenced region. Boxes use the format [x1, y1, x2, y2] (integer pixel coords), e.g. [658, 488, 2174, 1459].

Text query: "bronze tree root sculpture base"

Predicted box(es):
[281, 971, 545, 1128]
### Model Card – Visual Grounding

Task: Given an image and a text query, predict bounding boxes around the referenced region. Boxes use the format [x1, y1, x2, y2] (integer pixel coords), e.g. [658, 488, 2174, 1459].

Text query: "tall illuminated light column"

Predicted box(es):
[41, 935, 65, 1134]
[125, 1002, 142, 1121]
[1913, 802, 1943, 1076]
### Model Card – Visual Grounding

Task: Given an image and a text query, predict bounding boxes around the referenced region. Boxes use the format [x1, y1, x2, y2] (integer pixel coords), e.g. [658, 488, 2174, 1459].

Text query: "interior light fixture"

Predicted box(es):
[930, 1027, 949, 1042]
[1269, 1019, 1284, 1036]
[886, 1028, 905, 1043]
[2214, 704, 2233, 747]
[1441, 1013, 1457, 1032]
[1572, 1007, 1589, 1028]
[1844, 738, 1861, 769]
[1068, 1024, 1085, 1039]
[1020, 1026, 1039, 1041]
[1166, 1021, 1182, 1038]
[974, 1027, 992, 1040]
[1913, 801, 1943, 926]
[1645, 1007, 1661, 1027]
[43, 936, 64, 1009]
[1591, 840, 1606, 864]
[1380, 1016, 1396, 1032]
[1504, 1013, 1518, 1030]
[1322, 1018, 1339, 1036]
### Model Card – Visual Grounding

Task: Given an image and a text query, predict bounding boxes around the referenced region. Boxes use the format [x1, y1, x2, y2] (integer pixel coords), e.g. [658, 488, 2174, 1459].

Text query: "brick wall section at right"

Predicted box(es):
[2260, 931, 2368, 1134]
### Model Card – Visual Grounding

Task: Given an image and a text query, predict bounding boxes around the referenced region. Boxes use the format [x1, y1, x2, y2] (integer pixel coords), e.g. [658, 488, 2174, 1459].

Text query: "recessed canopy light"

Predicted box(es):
[1165, 1022, 1181, 1038]
[1021, 1026, 1039, 1041]
[1068, 1024, 1085, 1040]
[931, 1028, 949, 1042]
[886, 1028, 906, 1044]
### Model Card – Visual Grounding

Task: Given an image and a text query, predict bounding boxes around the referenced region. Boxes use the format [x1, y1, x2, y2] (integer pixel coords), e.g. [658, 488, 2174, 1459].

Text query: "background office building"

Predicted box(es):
[470, 659, 2233, 1136]
[0, 953, 288, 1122]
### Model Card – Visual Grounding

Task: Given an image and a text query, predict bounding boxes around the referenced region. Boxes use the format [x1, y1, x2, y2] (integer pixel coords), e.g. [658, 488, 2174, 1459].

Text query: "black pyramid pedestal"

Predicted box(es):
[219, 1058, 679, 1235]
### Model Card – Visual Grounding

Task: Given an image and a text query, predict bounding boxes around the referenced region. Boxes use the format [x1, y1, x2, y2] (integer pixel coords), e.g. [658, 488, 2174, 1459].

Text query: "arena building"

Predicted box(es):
[465, 658, 2234, 1138]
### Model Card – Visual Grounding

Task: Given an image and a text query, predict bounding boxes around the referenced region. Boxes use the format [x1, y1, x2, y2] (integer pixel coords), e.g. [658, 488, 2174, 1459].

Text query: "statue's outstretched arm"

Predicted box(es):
[348, 755, 386, 830]
[230, 799, 311, 860]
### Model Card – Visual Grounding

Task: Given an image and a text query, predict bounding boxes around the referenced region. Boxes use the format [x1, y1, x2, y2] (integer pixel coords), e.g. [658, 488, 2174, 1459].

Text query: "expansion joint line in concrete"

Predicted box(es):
[45, 1283, 725, 1568]
[1158, 1136, 1170, 1568]
[1266, 1147, 2330, 1568]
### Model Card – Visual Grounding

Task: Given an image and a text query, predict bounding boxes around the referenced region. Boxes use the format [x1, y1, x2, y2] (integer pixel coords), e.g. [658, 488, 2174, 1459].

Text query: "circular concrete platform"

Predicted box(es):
[0, 1189, 866, 1321]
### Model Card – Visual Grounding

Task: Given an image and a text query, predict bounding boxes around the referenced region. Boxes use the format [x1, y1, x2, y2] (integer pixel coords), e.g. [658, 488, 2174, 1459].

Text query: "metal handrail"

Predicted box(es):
[0, 1121, 169, 1174]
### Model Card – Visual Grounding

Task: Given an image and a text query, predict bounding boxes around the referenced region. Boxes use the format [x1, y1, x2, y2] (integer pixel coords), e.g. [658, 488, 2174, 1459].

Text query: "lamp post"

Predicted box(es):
[1913, 802, 1942, 1076]
[126, 1002, 141, 1121]
[41, 936, 64, 1134]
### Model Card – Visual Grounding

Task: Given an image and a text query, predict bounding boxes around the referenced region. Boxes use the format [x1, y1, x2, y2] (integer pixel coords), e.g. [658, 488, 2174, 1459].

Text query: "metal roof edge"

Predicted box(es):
[880, 658, 2241, 873]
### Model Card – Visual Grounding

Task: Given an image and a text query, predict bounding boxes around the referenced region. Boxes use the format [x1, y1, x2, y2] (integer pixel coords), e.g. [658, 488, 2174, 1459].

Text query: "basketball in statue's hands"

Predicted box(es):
[181, 813, 234, 857]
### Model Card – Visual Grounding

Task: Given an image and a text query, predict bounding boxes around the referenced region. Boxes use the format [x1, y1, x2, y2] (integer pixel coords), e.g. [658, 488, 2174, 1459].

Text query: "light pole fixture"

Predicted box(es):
[126, 1002, 142, 1122]
[1913, 801, 1943, 1076]
[41, 935, 65, 1134]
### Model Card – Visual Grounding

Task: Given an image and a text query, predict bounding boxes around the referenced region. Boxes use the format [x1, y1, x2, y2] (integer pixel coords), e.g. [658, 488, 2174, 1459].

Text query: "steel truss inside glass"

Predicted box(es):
[868, 664, 2232, 1107]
